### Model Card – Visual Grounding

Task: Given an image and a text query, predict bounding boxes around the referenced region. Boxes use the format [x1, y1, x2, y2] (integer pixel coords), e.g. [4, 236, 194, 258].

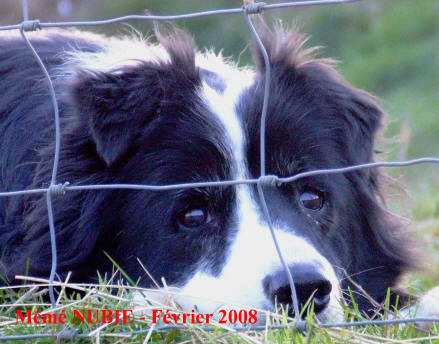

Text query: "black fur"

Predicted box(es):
[0, 27, 416, 316]
[0, 30, 234, 285]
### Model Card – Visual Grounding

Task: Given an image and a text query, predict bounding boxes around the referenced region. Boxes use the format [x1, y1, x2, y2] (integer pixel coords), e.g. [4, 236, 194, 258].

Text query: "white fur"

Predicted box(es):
[61, 32, 169, 77]
[398, 287, 439, 331]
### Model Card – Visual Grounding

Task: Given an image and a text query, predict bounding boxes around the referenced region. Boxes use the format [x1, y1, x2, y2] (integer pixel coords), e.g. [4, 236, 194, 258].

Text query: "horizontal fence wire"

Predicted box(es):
[2, 158, 439, 198]
[0, 0, 438, 341]
[0, 0, 364, 31]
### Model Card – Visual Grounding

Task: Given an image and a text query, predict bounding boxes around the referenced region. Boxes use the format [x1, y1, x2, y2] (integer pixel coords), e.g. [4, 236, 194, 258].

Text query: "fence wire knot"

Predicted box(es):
[49, 182, 70, 196]
[257, 175, 279, 187]
[56, 329, 78, 341]
[20, 20, 41, 32]
[244, 2, 267, 14]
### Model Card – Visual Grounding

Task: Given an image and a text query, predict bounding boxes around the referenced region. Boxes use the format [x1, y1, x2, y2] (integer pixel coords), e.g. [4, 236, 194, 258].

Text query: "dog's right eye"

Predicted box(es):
[177, 207, 211, 229]
[299, 189, 324, 211]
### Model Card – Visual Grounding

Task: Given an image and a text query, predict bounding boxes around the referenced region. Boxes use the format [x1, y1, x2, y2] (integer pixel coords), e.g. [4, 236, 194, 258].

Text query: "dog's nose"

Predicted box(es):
[263, 263, 332, 315]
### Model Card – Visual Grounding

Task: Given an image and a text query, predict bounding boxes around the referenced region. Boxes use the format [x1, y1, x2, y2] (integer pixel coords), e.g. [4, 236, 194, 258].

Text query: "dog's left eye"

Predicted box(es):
[178, 207, 211, 229]
[299, 189, 324, 210]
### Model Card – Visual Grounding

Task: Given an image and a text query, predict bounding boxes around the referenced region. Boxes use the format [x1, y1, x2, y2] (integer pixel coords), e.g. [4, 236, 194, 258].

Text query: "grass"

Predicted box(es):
[0, 272, 438, 343]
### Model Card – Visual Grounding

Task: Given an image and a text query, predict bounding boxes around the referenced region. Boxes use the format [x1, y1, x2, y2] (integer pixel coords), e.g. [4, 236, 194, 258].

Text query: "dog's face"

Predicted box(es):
[10, 27, 414, 320]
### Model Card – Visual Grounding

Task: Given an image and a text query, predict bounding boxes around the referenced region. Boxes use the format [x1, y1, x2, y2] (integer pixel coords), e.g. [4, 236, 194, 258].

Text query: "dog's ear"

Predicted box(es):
[71, 28, 198, 167]
[334, 84, 383, 164]
[252, 21, 382, 164]
[293, 60, 384, 164]
[71, 68, 162, 166]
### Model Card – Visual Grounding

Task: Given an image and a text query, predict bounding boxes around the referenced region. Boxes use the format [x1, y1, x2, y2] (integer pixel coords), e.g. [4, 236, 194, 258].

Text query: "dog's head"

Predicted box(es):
[14, 25, 416, 320]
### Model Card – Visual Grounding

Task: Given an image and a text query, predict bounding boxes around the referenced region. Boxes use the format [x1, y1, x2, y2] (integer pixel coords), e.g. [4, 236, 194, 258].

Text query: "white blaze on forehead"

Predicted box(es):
[198, 52, 254, 175]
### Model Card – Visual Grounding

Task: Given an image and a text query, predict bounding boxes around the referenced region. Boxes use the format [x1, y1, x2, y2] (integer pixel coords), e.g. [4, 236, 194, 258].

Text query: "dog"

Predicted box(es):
[0, 24, 437, 323]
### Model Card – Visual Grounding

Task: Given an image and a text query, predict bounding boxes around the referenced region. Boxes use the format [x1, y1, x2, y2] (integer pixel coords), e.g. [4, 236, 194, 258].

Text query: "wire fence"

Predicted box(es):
[0, 0, 438, 341]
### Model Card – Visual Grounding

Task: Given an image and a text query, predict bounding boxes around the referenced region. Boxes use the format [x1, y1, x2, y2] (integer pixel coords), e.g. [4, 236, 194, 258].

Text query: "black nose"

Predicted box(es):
[263, 264, 332, 316]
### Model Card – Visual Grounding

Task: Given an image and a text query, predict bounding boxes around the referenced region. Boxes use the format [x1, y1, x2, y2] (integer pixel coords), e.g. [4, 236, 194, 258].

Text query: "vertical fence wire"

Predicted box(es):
[244, 6, 301, 324]
[19, 0, 62, 309]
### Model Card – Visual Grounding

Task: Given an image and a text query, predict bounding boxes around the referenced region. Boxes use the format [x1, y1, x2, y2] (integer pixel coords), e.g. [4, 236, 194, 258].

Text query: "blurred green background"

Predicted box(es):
[1, 0, 438, 289]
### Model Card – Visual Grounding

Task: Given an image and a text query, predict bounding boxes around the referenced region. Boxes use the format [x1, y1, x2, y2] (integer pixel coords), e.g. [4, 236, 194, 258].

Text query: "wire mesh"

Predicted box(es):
[0, 0, 438, 341]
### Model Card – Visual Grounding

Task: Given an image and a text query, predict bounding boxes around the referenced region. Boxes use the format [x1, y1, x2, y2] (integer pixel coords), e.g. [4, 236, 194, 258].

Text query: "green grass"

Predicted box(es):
[0, 273, 438, 343]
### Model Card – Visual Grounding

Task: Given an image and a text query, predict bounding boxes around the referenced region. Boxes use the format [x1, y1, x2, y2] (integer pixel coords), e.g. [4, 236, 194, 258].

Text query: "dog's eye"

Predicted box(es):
[299, 190, 324, 210]
[178, 207, 210, 229]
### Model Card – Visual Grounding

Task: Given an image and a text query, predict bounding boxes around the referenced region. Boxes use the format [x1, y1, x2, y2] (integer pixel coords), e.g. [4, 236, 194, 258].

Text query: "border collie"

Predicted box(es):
[0, 23, 437, 323]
